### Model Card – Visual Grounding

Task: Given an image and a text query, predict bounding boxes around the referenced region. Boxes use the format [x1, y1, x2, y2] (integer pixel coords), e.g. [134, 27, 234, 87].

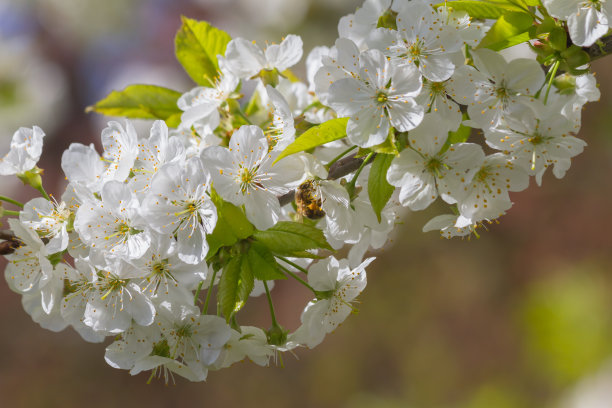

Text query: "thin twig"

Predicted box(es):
[277, 34, 612, 208]
[0, 230, 17, 241]
[0, 230, 21, 256]
[585, 34, 612, 61]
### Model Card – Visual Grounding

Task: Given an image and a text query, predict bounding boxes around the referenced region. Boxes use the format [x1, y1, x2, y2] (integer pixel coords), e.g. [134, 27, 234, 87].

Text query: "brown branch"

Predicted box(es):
[584, 34, 612, 61]
[278, 33, 612, 208]
[278, 153, 372, 207]
[0, 230, 17, 241]
[0, 230, 21, 256]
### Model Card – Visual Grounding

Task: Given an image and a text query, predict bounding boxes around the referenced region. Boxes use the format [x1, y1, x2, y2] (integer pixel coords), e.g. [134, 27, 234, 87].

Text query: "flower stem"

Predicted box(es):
[236, 108, 253, 125]
[202, 268, 219, 314]
[278, 263, 316, 294]
[2, 210, 20, 217]
[544, 60, 560, 105]
[299, 100, 321, 116]
[263, 281, 278, 326]
[0, 196, 24, 208]
[193, 281, 204, 306]
[277, 256, 309, 274]
[35, 185, 51, 201]
[346, 152, 374, 197]
[325, 146, 357, 170]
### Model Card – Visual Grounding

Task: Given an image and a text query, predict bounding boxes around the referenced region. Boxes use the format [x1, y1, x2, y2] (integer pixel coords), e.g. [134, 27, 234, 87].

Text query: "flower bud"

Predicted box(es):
[266, 324, 288, 346]
[17, 167, 44, 192]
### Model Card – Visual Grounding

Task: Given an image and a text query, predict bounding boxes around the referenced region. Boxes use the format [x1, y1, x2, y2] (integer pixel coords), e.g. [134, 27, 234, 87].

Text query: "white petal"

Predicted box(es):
[177, 224, 208, 265]
[346, 106, 389, 147]
[265, 34, 303, 72]
[245, 190, 281, 230]
[225, 38, 266, 78]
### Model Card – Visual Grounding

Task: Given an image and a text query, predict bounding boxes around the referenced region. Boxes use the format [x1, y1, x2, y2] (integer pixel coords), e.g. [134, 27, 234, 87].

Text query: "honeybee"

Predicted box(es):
[295, 180, 326, 220]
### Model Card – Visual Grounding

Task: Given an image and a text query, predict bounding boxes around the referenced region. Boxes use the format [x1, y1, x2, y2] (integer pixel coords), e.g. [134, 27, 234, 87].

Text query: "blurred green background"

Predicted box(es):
[2, 1, 612, 407]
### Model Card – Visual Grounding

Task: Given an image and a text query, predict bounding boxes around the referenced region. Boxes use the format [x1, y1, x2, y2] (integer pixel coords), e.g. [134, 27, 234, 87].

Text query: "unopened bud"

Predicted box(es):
[17, 167, 44, 192]
[266, 324, 288, 346]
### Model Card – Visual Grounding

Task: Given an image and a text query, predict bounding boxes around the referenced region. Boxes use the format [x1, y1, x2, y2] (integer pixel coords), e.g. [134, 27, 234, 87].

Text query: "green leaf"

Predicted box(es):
[478, 11, 534, 51]
[218, 254, 254, 321]
[274, 118, 349, 163]
[206, 216, 238, 261]
[437, 1, 507, 19]
[280, 250, 326, 259]
[561, 45, 590, 71]
[206, 191, 255, 260]
[484, 0, 536, 9]
[220, 203, 254, 240]
[86, 85, 182, 127]
[253, 221, 333, 256]
[218, 255, 242, 321]
[370, 132, 399, 155]
[436, 0, 530, 18]
[175, 17, 232, 86]
[448, 122, 472, 145]
[440, 117, 472, 154]
[549, 27, 568, 51]
[518, 0, 540, 6]
[237, 255, 254, 306]
[247, 242, 286, 281]
[368, 154, 395, 223]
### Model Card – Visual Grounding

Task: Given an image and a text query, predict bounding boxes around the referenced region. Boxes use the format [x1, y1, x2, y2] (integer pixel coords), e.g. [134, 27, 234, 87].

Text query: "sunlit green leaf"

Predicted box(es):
[86, 84, 182, 127]
[437, 1, 510, 19]
[274, 118, 349, 163]
[478, 11, 534, 51]
[370, 133, 399, 155]
[207, 190, 255, 260]
[175, 17, 232, 86]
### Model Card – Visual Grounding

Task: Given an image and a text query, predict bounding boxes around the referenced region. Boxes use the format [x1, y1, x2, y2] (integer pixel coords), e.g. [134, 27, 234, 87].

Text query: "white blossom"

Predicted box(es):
[328, 48, 424, 147]
[313, 38, 361, 106]
[293, 256, 374, 348]
[61, 258, 156, 335]
[75, 181, 151, 260]
[20, 197, 71, 254]
[265, 85, 296, 152]
[484, 111, 586, 185]
[338, 0, 392, 49]
[224, 35, 303, 80]
[142, 158, 217, 265]
[177, 62, 239, 134]
[131, 120, 186, 195]
[449, 49, 544, 129]
[129, 301, 231, 382]
[368, 1, 463, 82]
[0, 126, 45, 176]
[212, 326, 273, 369]
[455, 153, 529, 223]
[61, 143, 108, 193]
[202, 125, 303, 230]
[100, 121, 139, 182]
[543, 0, 612, 46]
[387, 114, 485, 210]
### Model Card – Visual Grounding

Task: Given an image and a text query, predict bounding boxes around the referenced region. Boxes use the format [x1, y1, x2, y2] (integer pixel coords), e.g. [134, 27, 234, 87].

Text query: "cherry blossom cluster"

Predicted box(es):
[0, 0, 604, 382]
